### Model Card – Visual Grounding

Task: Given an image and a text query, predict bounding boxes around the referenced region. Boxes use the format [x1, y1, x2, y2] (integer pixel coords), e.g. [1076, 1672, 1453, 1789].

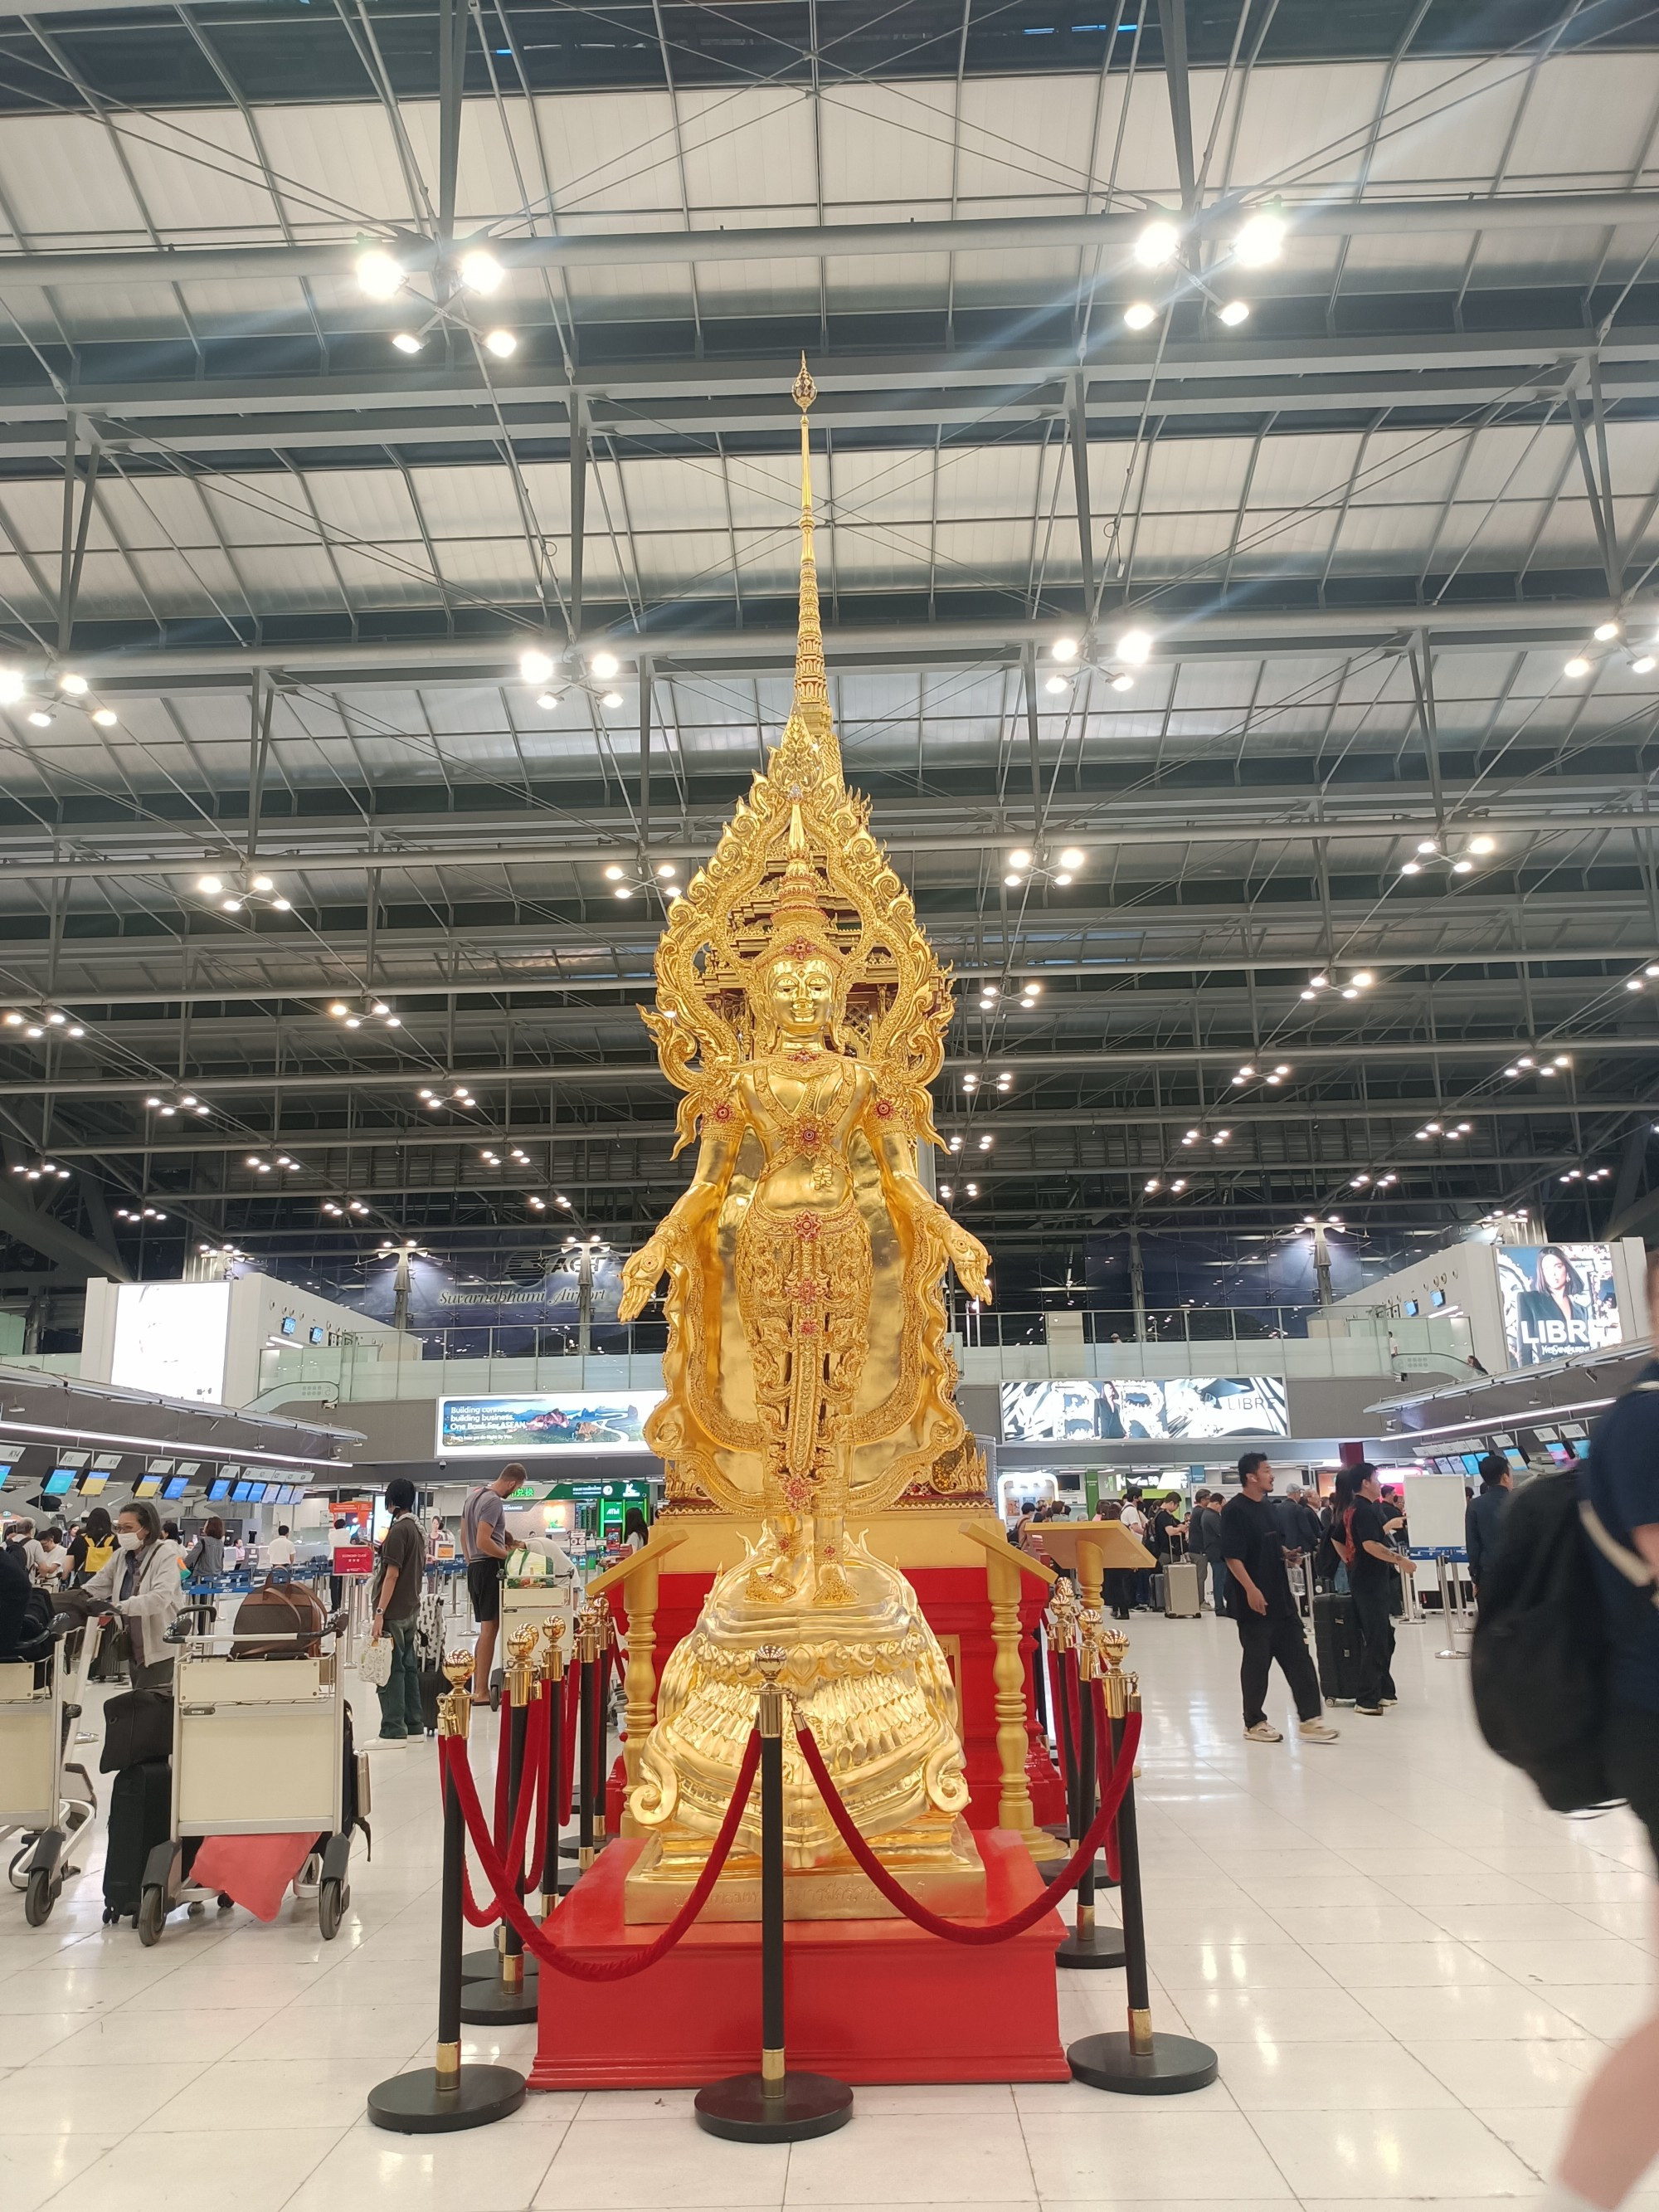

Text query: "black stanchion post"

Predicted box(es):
[539, 1617, 572, 1912]
[577, 1598, 602, 1872]
[461, 1625, 541, 2025]
[1066, 1629, 1219, 2096]
[368, 1654, 528, 2133]
[1056, 1605, 1126, 1971]
[1043, 1579, 1080, 1847]
[694, 1647, 853, 2144]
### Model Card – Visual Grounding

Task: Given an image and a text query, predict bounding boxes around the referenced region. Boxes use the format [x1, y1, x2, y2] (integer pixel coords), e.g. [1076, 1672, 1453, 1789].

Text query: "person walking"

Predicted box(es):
[80, 1499, 182, 1690]
[1465, 1452, 1512, 1599]
[1220, 1450, 1338, 1745]
[1538, 1257, 1659, 2211]
[370, 1477, 426, 1744]
[461, 1464, 520, 1703]
[67, 1505, 115, 1583]
[1347, 1464, 1414, 1714]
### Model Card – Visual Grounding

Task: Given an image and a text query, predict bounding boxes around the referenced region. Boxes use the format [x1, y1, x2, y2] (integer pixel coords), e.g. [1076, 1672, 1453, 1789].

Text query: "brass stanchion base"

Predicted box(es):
[1055, 1922, 1126, 1970]
[694, 2072, 854, 2142]
[367, 2063, 526, 2133]
[458, 1968, 539, 2026]
[1065, 2029, 1219, 2096]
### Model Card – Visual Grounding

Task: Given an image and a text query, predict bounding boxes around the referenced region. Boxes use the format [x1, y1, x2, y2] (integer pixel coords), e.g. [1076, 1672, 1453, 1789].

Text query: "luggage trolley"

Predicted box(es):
[0, 1623, 97, 1925]
[137, 1605, 363, 1946]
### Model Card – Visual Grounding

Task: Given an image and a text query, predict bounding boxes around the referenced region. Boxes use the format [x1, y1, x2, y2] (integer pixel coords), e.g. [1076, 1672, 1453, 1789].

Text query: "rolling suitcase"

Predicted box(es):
[103, 1757, 173, 1924]
[1164, 1560, 1203, 1618]
[1313, 1591, 1362, 1705]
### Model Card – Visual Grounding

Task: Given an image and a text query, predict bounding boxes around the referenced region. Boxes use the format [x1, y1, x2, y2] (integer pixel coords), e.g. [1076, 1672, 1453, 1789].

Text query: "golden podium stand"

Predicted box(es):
[1028, 1521, 1155, 1610]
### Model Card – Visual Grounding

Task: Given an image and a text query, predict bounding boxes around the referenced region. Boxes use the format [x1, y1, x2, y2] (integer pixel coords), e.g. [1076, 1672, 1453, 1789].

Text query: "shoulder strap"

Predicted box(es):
[1579, 1499, 1659, 1607]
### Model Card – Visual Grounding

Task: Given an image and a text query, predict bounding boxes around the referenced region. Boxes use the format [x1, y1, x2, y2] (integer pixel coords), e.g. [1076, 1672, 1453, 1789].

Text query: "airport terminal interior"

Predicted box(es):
[6, 1, 1659, 2207]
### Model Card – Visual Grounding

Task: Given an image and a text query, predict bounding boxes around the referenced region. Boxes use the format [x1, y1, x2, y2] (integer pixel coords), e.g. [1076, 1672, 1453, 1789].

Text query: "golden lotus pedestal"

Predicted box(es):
[624, 1828, 985, 1922]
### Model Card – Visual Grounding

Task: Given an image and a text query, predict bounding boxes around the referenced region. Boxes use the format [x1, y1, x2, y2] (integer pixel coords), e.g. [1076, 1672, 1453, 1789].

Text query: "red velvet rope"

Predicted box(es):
[460, 1699, 548, 1927]
[795, 1686, 1142, 1946]
[522, 1681, 548, 1895]
[443, 1722, 761, 1981]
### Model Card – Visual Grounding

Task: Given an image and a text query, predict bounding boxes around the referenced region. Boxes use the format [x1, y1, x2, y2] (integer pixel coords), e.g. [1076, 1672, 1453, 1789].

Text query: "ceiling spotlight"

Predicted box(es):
[58, 673, 88, 695]
[1564, 656, 1591, 679]
[1117, 628, 1152, 665]
[197, 875, 223, 894]
[982, 986, 999, 999]
[24, 1023, 41, 1038]
[1135, 218, 1180, 267]
[520, 647, 554, 684]
[0, 667, 23, 704]
[392, 331, 423, 354]
[1052, 637, 1078, 664]
[1233, 209, 1285, 266]
[1044, 675, 1069, 695]
[460, 247, 504, 294]
[1008, 850, 1032, 869]
[1217, 300, 1251, 326]
[965, 1182, 978, 1197]
[251, 875, 274, 894]
[590, 650, 620, 680]
[1351, 972, 1374, 988]
[1110, 672, 1135, 692]
[371, 1001, 389, 1016]
[1024, 981, 1043, 996]
[615, 884, 633, 899]
[1301, 988, 1316, 1000]
[601, 689, 624, 709]
[604, 864, 625, 881]
[328, 1001, 349, 1017]
[46, 1011, 64, 1026]
[221, 897, 242, 912]
[356, 247, 403, 299]
[26, 709, 51, 728]
[1595, 620, 1621, 642]
[1635, 655, 1657, 675]
[657, 862, 677, 879]
[1144, 1178, 1160, 1194]
[1053, 872, 1073, 886]
[483, 329, 517, 358]
[1004, 873, 1023, 888]
[1351, 1174, 1370, 1186]
[1123, 302, 1158, 331]
[1452, 859, 1473, 874]
[1416, 840, 1439, 855]
[90, 707, 117, 728]
[1058, 847, 1085, 870]
[1399, 860, 1421, 875]
[1469, 835, 1496, 855]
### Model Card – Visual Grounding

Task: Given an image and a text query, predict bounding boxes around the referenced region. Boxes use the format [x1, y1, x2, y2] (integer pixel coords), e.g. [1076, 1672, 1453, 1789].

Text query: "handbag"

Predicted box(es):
[359, 1635, 393, 1688]
[100, 1687, 174, 1771]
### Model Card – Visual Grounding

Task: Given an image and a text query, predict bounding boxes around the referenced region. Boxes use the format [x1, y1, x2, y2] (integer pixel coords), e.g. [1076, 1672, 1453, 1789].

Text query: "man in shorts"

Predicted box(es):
[461, 1464, 520, 1704]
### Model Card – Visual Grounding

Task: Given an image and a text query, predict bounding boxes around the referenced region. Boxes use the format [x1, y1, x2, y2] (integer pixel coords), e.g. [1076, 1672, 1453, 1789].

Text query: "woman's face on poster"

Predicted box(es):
[1541, 1250, 1572, 1298]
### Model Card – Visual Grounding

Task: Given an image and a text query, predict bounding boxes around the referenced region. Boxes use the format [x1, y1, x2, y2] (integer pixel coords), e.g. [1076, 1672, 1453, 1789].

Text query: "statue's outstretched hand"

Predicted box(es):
[619, 1235, 670, 1322]
[945, 1220, 992, 1303]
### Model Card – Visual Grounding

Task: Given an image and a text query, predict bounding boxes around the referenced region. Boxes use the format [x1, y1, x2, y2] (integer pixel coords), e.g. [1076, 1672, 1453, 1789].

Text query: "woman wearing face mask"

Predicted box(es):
[79, 1499, 182, 1690]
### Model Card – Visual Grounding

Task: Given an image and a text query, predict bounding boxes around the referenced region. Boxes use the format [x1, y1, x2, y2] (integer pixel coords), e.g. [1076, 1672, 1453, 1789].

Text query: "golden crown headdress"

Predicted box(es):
[644, 358, 952, 1154]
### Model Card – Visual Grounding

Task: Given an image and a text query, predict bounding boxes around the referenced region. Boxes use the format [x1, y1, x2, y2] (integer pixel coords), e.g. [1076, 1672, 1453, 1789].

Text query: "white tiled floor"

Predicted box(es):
[2, 1613, 1655, 2211]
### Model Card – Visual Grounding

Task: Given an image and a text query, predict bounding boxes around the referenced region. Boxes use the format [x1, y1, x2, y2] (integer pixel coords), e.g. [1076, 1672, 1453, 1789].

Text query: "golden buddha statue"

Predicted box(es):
[616, 359, 992, 1918]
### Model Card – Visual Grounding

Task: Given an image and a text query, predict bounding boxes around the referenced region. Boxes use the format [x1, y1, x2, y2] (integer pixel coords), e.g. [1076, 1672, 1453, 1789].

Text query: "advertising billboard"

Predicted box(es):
[437, 1391, 663, 1455]
[1498, 1243, 1623, 1368]
[109, 1279, 231, 1403]
[1000, 1377, 1290, 1443]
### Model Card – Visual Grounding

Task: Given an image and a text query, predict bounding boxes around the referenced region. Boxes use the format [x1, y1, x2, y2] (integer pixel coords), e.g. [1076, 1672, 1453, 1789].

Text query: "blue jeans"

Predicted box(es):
[376, 1617, 424, 1738]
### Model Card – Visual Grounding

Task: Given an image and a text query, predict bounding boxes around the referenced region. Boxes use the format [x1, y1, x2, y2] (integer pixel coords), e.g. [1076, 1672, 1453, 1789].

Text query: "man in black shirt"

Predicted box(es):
[1347, 1463, 1413, 1714]
[1221, 1451, 1338, 1745]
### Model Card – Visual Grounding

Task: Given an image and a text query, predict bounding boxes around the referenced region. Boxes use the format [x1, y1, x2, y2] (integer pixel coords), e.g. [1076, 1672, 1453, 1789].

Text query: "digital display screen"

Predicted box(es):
[231, 1480, 258, 1501]
[77, 1475, 107, 1495]
[208, 1476, 233, 1501]
[162, 1475, 189, 1499]
[309, 1326, 325, 1346]
[280, 1315, 297, 1337]
[1504, 1449, 1528, 1474]
[133, 1476, 162, 1498]
[1545, 1441, 1577, 1466]
[1462, 1453, 1484, 1475]
[1429, 1289, 1447, 1308]
[43, 1469, 75, 1496]
[1403, 1298, 1419, 1318]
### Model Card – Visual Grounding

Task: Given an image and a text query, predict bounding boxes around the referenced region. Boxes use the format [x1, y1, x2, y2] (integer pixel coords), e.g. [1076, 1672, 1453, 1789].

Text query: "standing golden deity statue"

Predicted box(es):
[617, 360, 994, 1917]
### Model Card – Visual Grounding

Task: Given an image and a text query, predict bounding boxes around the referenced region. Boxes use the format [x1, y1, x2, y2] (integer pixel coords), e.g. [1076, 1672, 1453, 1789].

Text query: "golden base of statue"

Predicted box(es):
[623, 1527, 987, 1923]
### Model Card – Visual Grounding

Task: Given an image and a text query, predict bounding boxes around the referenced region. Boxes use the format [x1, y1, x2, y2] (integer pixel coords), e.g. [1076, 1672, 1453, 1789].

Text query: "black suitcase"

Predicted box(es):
[103, 1758, 172, 1923]
[1313, 1591, 1362, 1705]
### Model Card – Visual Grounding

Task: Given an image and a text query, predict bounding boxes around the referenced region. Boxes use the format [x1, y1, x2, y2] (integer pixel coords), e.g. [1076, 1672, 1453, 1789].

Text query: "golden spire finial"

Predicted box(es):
[791, 354, 832, 749]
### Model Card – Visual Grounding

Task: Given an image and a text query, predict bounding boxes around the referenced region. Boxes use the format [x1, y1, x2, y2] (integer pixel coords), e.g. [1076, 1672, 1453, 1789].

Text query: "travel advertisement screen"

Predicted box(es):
[1498, 1243, 1623, 1368]
[1000, 1377, 1291, 1442]
[437, 1391, 664, 1455]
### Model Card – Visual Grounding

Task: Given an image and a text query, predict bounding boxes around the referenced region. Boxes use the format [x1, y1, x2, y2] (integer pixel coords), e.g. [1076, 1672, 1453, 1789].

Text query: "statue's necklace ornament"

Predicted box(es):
[616, 360, 993, 1920]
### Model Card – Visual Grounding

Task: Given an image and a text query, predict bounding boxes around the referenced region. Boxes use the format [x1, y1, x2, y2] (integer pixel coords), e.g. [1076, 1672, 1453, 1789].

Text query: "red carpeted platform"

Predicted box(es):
[528, 1831, 1068, 2088]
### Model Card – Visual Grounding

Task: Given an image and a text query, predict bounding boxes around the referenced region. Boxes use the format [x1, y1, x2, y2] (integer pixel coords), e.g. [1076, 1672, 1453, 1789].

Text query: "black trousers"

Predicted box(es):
[1234, 1606, 1322, 1726]
[1605, 1704, 1659, 1864]
[1350, 1578, 1398, 1707]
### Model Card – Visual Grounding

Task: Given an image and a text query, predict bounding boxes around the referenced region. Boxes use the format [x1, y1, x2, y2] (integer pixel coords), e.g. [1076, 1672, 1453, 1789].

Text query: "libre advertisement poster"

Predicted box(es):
[1498, 1243, 1622, 1368]
[437, 1391, 664, 1456]
[1000, 1376, 1291, 1443]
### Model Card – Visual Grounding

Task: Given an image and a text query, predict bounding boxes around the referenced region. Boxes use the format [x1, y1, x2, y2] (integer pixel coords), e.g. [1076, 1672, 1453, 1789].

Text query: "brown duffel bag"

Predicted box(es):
[231, 1574, 328, 1659]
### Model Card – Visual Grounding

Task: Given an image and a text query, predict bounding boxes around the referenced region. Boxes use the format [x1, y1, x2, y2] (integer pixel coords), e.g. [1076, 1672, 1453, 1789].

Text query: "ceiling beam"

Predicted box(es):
[6, 192, 1659, 292]
[0, 1184, 133, 1281]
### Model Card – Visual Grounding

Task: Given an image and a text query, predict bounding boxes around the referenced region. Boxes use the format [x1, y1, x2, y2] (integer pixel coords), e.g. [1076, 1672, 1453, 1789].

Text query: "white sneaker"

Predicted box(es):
[1298, 1717, 1340, 1743]
[1243, 1720, 1283, 1742]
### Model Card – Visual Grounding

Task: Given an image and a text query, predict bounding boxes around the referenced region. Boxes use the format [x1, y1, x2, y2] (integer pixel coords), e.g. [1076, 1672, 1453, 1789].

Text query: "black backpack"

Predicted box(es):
[1469, 1470, 1617, 1813]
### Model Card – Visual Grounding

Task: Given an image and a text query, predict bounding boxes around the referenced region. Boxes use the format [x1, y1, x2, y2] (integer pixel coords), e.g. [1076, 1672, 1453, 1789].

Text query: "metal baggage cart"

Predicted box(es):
[135, 1602, 365, 1945]
[0, 1625, 97, 1925]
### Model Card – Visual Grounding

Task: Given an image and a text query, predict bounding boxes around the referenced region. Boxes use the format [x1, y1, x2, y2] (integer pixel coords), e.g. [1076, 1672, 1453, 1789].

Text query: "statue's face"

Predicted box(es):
[764, 953, 835, 1039]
